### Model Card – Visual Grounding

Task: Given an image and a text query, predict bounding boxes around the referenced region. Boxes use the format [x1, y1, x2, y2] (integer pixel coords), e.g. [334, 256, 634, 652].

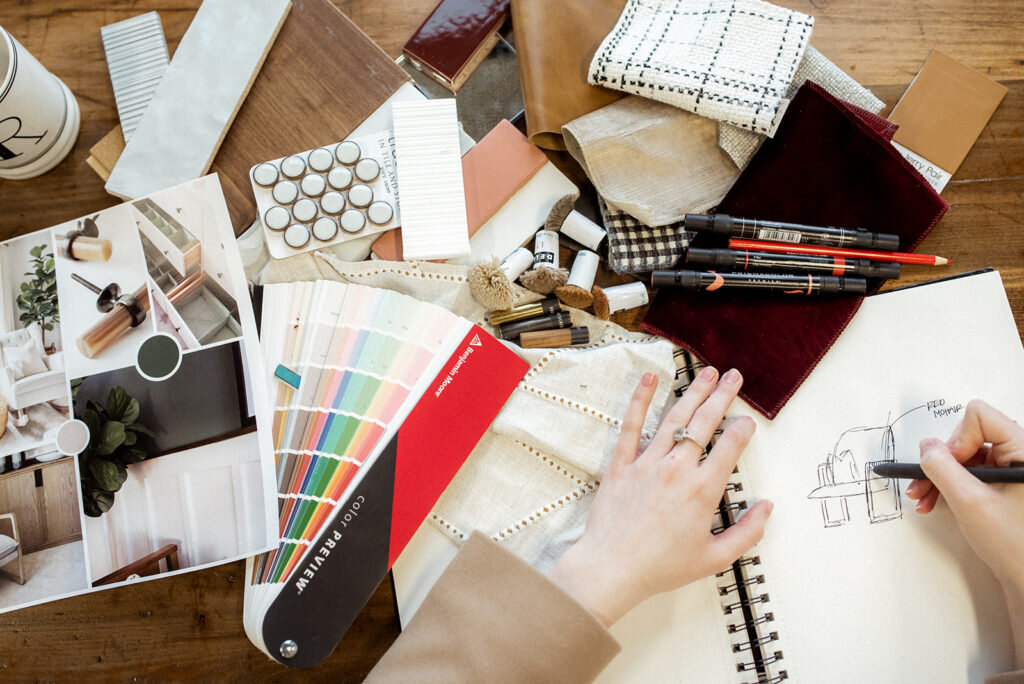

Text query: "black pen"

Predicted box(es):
[872, 462, 1024, 483]
[684, 213, 900, 251]
[650, 269, 867, 295]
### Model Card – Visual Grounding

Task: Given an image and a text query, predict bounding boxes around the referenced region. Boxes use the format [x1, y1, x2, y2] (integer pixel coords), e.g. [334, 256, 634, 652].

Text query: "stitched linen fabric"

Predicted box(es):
[718, 46, 887, 168]
[261, 254, 678, 571]
[601, 199, 694, 274]
[589, 0, 814, 135]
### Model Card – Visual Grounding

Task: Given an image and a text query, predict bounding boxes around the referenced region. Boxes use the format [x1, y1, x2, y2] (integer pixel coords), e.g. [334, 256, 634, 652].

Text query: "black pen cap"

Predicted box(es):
[858, 260, 901, 279]
[683, 214, 716, 231]
[825, 276, 868, 295]
[684, 247, 731, 267]
[864, 232, 900, 251]
[498, 311, 572, 340]
[650, 270, 698, 288]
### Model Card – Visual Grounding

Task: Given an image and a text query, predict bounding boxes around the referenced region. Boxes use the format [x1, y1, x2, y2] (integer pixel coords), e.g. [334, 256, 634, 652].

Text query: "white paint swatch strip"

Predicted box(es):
[101, 12, 170, 142]
[391, 99, 471, 260]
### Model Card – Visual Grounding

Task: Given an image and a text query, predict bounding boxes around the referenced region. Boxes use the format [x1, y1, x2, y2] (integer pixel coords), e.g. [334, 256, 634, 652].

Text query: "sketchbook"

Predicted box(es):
[243, 280, 527, 667]
[0, 175, 277, 615]
[394, 270, 1021, 683]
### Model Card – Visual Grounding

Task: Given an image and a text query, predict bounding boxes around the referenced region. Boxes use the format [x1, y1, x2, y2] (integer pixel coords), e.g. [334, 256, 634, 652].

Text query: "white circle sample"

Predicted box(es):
[339, 209, 366, 234]
[348, 183, 373, 207]
[312, 216, 339, 241]
[366, 200, 394, 225]
[300, 173, 326, 197]
[308, 147, 334, 172]
[292, 198, 318, 222]
[327, 166, 353, 190]
[335, 140, 361, 165]
[280, 155, 306, 178]
[264, 205, 291, 231]
[56, 419, 91, 455]
[320, 191, 345, 215]
[272, 180, 299, 204]
[253, 163, 279, 186]
[355, 158, 380, 182]
[284, 224, 311, 248]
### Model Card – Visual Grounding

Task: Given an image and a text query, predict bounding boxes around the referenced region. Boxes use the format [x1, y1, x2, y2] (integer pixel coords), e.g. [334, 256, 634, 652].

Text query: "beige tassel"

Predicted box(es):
[554, 284, 594, 309]
[468, 257, 516, 311]
[520, 267, 569, 295]
[544, 194, 577, 232]
[591, 285, 610, 321]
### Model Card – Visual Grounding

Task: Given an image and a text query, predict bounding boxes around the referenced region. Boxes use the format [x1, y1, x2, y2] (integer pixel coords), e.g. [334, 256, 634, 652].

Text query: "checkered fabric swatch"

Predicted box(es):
[589, 0, 814, 136]
[601, 198, 694, 273]
[718, 46, 886, 168]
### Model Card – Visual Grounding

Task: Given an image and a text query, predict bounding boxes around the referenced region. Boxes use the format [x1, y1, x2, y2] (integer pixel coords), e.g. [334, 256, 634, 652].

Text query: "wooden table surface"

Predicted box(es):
[1, 1, 1022, 680]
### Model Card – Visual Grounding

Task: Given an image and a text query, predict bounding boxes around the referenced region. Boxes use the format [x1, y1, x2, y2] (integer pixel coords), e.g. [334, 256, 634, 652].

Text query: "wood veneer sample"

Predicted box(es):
[210, 0, 411, 233]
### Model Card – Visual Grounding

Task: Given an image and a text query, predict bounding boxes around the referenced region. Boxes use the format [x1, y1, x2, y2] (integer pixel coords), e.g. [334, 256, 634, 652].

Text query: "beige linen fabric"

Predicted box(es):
[719, 46, 887, 169]
[261, 254, 677, 570]
[563, 96, 738, 227]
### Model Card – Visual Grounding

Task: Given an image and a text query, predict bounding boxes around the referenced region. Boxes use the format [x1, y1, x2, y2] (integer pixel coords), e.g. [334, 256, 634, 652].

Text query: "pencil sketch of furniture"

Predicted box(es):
[806, 425, 903, 528]
[0, 513, 26, 584]
[0, 324, 66, 427]
[91, 543, 179, 587]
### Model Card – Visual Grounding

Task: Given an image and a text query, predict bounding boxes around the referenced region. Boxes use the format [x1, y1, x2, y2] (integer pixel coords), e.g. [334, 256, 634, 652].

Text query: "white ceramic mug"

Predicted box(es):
[0, 26, 80, 179]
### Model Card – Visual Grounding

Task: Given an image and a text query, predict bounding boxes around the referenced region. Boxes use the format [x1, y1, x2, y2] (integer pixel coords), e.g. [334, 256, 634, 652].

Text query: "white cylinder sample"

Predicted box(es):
[603, 281, 649, 314]
[534, 230, 559, 270]
[499, 247, 534, 281]
[561, 210, 607, 251]
[567, 250, 599, 290]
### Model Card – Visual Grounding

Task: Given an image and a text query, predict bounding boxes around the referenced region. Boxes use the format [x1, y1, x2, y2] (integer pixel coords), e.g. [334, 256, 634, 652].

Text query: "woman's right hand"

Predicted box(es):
[906, 399, 1024, 668]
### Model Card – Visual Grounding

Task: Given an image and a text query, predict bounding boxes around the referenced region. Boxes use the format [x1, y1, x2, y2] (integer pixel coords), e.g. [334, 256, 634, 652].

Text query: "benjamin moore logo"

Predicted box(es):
[433, 342, 477, 398]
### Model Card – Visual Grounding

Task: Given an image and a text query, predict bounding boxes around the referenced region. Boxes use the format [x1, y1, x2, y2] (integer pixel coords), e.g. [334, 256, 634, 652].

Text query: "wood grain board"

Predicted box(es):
[0, 0, 1022, 681]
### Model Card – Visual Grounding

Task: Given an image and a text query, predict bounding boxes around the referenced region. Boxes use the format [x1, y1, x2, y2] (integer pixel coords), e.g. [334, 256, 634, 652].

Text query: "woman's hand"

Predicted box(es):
[906, 399, 1024, 667]
[547, 367, 773, 627]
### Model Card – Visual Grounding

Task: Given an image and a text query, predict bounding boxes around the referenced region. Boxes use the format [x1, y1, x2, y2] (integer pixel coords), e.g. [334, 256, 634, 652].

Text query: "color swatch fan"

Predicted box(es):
[243, 281, 527, 667]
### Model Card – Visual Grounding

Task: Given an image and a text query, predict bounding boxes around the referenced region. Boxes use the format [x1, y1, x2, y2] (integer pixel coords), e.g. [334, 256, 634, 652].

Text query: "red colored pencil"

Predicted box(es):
[727, 239, 951, 266]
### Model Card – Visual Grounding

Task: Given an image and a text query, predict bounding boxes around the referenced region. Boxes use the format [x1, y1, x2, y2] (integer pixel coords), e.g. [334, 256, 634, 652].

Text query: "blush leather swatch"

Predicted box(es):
[642, 82, 948, 419]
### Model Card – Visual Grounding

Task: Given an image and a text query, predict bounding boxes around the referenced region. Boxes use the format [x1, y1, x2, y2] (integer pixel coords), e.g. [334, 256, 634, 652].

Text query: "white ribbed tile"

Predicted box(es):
[101, 12, 170, 142]
[391, 99, 470, 260]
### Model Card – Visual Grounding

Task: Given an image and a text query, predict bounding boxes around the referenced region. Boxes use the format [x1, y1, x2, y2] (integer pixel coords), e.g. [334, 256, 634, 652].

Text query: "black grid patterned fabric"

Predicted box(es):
[601, 198, 694, 274]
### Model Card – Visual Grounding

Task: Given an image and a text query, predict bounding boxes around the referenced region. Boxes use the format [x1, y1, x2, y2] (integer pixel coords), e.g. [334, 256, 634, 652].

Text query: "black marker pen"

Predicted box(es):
[684, 213, 900, 251]
[650, 270, 867, 295]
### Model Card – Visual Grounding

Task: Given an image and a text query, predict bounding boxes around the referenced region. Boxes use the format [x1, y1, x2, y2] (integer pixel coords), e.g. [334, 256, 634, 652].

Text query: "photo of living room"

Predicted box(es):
[73, 339, 272, 587]
[131, 176, 242, 351]
[0, 451, 89, 612]
[0, 230, 70, 460]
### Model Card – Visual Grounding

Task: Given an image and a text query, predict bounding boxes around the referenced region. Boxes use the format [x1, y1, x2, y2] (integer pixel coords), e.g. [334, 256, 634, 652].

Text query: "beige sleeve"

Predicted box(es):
[988, 670, 1024, 684]
[366, 531, 621, 683]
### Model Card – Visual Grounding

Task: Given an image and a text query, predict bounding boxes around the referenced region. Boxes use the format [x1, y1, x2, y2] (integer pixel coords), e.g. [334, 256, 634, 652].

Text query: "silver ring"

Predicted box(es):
[672, 426, 704, 450]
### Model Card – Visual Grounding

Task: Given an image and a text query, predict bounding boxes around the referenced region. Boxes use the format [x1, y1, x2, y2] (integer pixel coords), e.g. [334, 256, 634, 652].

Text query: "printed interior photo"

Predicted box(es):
[0, 230, 71, 460]
[74, 337, 265, 586]
[0, 451, 90, 612]
[52, 204, 155, 379]
[132, 177, 242, 351]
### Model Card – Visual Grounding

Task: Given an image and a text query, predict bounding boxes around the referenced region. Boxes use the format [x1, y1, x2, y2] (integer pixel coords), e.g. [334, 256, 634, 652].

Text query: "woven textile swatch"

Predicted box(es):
[718, 46, 886, 168]
[589, 0, 814, 135]
[563, 95, 738, 227]
[601, 198, 695, 274]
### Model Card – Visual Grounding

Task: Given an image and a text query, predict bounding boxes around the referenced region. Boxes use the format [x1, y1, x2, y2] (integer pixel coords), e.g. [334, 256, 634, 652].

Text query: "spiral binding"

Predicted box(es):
[715, 464, 787, 684]
[673, 348, 787, 683]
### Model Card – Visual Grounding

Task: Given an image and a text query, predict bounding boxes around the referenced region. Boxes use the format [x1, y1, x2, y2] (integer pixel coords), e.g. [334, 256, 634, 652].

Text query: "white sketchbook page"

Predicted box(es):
[734, 270, 1019, 683]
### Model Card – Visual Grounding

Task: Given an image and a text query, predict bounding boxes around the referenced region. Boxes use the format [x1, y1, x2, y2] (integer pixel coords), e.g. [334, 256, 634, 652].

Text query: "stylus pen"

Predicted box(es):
[871, 462, 1024, 483]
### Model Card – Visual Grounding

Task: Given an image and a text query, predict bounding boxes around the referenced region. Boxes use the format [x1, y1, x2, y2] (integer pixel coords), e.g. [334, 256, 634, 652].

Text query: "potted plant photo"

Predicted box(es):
[16, 243, 59, 353]
[77, 386, 155, 517]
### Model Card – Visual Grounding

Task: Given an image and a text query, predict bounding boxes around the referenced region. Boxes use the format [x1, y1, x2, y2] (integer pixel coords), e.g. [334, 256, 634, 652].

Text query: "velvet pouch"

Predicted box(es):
[642, 82, 947, 419]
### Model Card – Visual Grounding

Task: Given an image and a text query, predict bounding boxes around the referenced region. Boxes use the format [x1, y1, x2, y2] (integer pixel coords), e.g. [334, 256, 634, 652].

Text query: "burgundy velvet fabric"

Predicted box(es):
[641, 82, 947, 419]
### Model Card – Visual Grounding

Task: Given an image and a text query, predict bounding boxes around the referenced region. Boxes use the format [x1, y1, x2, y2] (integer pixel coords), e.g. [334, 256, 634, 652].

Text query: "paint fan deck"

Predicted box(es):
[244, 281, 527, 667]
